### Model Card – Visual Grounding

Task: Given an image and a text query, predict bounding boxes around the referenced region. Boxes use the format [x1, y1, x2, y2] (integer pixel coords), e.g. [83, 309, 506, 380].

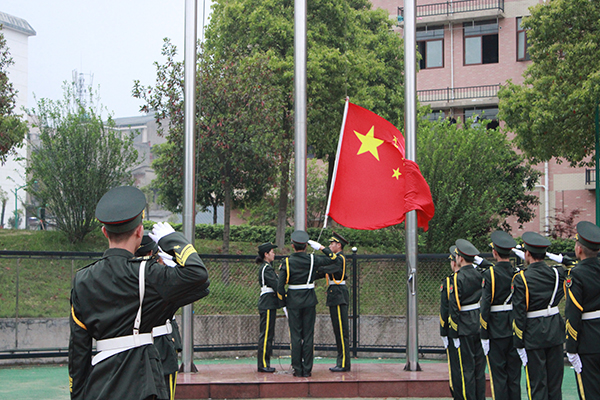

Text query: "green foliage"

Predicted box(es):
[0, 29, 28, 164]
[26, 84, 138, 243]
[417, 115, 541, 253]
[498, 0, 600, 166]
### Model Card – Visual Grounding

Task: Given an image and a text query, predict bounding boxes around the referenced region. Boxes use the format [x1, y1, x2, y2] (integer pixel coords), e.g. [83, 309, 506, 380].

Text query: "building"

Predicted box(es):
[370, 0, 595, 236]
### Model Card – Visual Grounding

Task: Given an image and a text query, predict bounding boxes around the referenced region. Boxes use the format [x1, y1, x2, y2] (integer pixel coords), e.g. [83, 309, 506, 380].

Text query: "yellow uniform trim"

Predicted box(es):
[175, 244, 197, 265]
[440, 314, 445, 328]
[453, 273, 461, 311]
[486, 355, 496, 400]
[525, 365, 532, 400]
[446, 348, 453, 392]
[327, 255, 346, 285]
[337, 305, 347, 368]
[513, 320, 523, 340]
[286, 258, 290, 285]
[490, 266, 495, 303]
[449, 315, 458, 331]
[568, 288, 584, 312]
[480, 315, 488, 330]
[458, 346, 467, 399]
[577, 373, 586, 400]
[519, 271, 529, 311]
[446, 277, 451, 301]
[71, 306, 87, 330]
[69, 376, 73, 393]
[261, 309, 271, 368]
[566, 320, 578, 341]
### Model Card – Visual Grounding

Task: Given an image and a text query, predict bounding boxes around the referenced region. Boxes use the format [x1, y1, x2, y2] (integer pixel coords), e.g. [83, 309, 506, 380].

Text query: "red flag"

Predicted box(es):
[326, 101, 435, 230]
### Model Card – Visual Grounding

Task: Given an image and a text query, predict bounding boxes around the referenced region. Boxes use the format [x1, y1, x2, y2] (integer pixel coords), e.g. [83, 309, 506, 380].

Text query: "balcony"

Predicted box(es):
[417, 84, 501, 109]
[397, 0, 505, 26]
[585, 168, 596, 190]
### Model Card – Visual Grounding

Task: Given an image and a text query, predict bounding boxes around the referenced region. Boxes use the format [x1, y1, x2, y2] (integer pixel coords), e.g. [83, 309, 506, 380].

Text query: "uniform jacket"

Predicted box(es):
[448, 264, 482, 338]
[511, 261, 565, 350]
[277, 248, 337, 309]
[439, 274, 453, 337]
[565, 257, 600, 354]
[68, 232, 209, 400]
[155, 316, 182, 376]
[315, 251, 349, 307]
[258, 261, 279, 311]
[480, 261, 517, 339]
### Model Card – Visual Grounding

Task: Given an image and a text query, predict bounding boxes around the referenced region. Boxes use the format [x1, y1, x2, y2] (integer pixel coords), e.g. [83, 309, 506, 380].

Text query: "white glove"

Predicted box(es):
[517, 348, 528, 366]
[158, 250, 177, 267]
[512, 248, 525, 260]
[282, 306, 288, 318]
[474, 255, 483, 265]
[307, 240, 322, 251]
[453, 338, 460, 348]
[567, 353, 582, 374]
[481, 339, 490, 356]
[149, 222, 175, 244]
[441, 336, 448, 349]
[546, 252, 563, 263]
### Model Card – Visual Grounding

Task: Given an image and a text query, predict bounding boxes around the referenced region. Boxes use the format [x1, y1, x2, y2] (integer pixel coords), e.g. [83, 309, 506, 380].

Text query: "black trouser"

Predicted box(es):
[164, 372, 177, 400]
[524, 345, 563, 400]
[488, 336, 521, 400]
[576, 353, 600, 400]
[453, 334, 486, 400]
[257, 308, 277, 368]
[287, 306, 316, 375]
[447, 339, 462, 399]
[329, 304, 350, 369]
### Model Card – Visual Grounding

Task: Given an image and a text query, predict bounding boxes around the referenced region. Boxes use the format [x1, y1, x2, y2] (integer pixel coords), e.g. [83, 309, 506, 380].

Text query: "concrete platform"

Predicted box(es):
[175, 362, 474, 399]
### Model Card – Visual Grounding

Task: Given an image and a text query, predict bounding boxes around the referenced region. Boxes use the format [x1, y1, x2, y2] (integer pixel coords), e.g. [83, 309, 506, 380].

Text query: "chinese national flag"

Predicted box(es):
[326, 101, 435, 230]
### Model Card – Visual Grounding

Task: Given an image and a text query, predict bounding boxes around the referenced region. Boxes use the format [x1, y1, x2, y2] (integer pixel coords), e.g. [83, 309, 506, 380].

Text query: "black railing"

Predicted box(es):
[398, 0, 504, 23]
[585, 168, 596, 185]
[417, 84, 501, 103]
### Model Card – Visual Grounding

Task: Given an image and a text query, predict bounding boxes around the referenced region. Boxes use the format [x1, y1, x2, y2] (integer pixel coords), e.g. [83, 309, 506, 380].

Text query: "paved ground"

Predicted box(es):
[0, 357, 579, 400]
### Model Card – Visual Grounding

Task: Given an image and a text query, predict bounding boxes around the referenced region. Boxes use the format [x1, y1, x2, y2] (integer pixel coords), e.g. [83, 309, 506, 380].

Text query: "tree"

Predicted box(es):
[27, 84, 138, 243]
[417, 115, 541, 253]
[0, 29, 28, 165]
[204, 0, 405, 245]
[498, 0, 600, 167]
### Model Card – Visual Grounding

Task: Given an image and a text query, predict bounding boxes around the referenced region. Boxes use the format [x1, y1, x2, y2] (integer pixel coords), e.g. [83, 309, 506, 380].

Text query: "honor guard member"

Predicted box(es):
[277, 230, 338, 377]
[479, 231, 521, 400]
[440, 245, 462, 399]
[448, 239, 486, 400]
[565, 221, 600, 399]
[256, 242, 279, 373]
[69, 186, 210, 400]
[312, 232, 351, 372]
[511, 232, 565, 400]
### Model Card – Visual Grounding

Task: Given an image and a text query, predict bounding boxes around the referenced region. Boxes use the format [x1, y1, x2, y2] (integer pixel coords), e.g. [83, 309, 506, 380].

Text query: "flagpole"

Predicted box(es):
[403, 0, 421, 372]
[294, 0, 307, 231]
[324, 98, 350, 229]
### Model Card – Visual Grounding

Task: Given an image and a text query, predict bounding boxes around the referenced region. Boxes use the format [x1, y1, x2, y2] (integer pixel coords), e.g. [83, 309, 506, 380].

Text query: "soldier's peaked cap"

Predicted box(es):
[490, 231, 517, 252]
[258, 242, 277, 255]
[455, 239, 479, 258]
[96, 186, 146, 233]
[521, 232, 551, 253]
[136, 232, 158, 256]
[448, 245, 457, 260]
[329, 232, 349, 246]
[576, 221, 600, 251]
[291, 230, 309, 244]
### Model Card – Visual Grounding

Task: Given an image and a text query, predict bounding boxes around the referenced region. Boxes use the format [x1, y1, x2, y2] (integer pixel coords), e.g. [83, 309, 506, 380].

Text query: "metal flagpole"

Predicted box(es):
[182, 0, 198, 373]
[294, 0, 307, 231]
[403, 0, 421, 372]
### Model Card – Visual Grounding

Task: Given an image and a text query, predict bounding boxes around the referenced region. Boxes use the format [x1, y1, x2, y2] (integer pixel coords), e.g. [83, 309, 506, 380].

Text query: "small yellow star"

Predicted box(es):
[355, 126, 384, 161]
[392, 168, 402, 179]
[174, 245, 181, 249]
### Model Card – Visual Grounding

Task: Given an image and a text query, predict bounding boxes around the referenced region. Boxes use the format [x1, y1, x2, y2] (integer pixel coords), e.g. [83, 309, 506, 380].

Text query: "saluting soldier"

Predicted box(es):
[256, 242, 279, 373]
[511, 232, 565, 400]
[565, 221, 600, 399]
[312, 232, 351, 372]
[69, 186, 210, 400]
[448, 239, 486, 400]
[479, 231, 521, 400]
[277, 230, 338, 377]
[440, 245, 462, 399]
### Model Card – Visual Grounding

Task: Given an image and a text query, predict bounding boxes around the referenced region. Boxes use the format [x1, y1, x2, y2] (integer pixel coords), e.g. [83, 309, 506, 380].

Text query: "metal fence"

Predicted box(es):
[398, 0, 504, 21]
[0, 250, 499, 358]
[417, 84, 501, 104]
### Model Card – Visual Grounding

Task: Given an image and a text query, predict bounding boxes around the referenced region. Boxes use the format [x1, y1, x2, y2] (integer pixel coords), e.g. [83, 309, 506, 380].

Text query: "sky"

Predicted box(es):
[2, 0, 212, 119]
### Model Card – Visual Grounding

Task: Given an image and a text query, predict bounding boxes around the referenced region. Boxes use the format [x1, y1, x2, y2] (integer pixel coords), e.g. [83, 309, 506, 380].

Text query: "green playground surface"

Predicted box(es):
[0, 357, 579, 400]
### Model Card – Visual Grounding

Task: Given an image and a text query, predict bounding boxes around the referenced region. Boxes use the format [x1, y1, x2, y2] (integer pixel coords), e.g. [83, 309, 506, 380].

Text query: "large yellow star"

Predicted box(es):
[392, 168, 402, 179]
[354, 126, 384, 161]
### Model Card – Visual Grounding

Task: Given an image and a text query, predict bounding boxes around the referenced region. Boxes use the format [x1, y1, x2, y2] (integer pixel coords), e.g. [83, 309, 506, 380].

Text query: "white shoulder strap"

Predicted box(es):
[548, 267, 559, 309]
[306, 254, 314, 285]
[133, 261, 147, 334]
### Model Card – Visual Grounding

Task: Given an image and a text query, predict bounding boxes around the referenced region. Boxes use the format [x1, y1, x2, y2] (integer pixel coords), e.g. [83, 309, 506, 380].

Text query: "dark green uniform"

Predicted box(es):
[448, 264, 486, 400]
[511, 261, 565, 400]
[258, 260, 279, 370]
[277, 247, 337, 376]
[69, 232, 210, 400]
[480, 261, 521, 400]
[440, 273, 461, 399]
[565, 257, 600, 399]
[315, 251, 350, 371]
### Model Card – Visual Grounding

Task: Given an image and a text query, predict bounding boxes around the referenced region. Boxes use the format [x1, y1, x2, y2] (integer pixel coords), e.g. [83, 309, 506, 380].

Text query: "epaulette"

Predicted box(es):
[130, 255, 155, 262]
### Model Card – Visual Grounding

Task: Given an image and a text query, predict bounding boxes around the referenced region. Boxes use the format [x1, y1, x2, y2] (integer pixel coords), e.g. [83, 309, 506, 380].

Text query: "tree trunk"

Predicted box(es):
[0, 199, 5, 228]
[275, 159, 290, 248]
[213, 202, 218, 224]
[221, 178, 231, 285]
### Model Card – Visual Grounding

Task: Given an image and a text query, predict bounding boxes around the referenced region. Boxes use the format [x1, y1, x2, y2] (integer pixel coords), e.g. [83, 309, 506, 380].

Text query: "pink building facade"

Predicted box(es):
[371, 0, 596, 236]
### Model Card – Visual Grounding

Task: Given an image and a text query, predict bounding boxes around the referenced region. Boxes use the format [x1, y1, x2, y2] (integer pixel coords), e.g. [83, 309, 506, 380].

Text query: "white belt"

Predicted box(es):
[288, 283, 315, 290]
[527, 306, 559, 318]
[490, 304, 513, 312]
[460, 303, 480, 312]
[92, 332, 154, 366]
[582, 310, 600, 320]
[329, 281, 346, 286]
[152, 320, 173, 337]
[260, 286, 275, 295]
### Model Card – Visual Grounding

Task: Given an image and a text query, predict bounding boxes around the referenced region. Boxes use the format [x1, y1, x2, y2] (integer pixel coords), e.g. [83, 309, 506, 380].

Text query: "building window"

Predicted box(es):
[465, 107, 499, 129]
[517, 17, 530, 61]
[417, 26, 444, 69]
[464, 20, 498, 65]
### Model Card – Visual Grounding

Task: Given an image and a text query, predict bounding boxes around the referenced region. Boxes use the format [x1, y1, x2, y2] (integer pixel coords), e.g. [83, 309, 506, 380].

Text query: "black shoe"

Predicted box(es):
[258, 366, 276, 373]
[303, 372, 311, 377]
[293, 370, 303, 377]
[329, 366, 350, 372]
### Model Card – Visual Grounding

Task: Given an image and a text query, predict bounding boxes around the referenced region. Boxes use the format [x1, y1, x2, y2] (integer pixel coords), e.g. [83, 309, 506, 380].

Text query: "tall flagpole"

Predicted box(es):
[181, 0, 198, 373]
[294, 0, 307, 231]
[403, 0, 420, 372]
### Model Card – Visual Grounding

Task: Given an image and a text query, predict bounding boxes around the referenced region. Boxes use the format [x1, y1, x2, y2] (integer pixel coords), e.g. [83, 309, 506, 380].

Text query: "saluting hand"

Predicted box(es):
[149, 222, 175, 244]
